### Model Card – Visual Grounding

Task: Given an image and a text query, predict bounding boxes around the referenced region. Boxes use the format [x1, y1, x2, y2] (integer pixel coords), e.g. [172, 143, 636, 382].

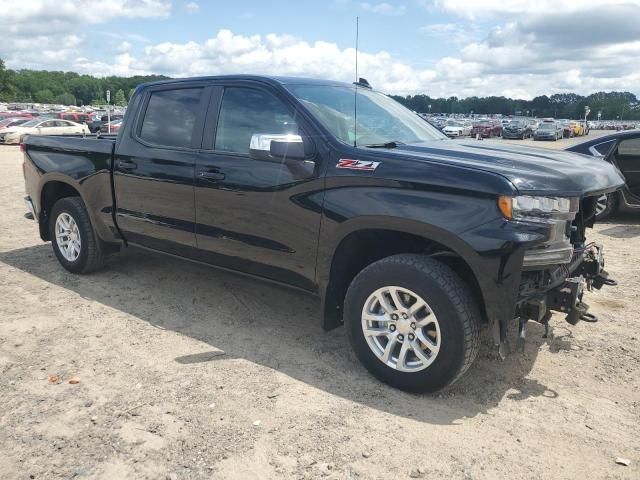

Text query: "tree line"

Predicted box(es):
[1, 58, 639, 119]
[0, 58, 168, 106]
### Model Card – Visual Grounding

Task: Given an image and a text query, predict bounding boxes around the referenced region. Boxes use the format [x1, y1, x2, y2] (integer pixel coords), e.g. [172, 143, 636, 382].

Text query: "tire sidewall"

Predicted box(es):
[49, 198, 91, 273]
[345, 261, 469, 392]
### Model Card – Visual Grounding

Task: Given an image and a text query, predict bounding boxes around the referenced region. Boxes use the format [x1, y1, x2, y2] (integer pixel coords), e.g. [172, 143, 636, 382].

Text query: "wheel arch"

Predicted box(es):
[318, 218, 488, 331]
[39, 179, 83, 241]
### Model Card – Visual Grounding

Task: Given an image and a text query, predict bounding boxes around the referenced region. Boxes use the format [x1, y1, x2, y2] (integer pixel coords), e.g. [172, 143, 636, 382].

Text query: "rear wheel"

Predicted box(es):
[49, 197, 106, 273]
[344, 254, 481, 393]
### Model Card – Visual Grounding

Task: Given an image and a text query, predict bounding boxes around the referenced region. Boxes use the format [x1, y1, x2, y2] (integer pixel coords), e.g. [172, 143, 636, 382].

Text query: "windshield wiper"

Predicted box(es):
[362, 141, 405, 149]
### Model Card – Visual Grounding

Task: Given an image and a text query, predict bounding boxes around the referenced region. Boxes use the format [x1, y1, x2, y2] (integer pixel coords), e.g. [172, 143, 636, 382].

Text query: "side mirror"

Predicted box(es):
[249, 134, 313, 162]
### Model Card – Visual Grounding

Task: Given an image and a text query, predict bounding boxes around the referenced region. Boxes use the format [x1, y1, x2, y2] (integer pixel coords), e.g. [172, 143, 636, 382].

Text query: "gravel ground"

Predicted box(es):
[0, 138, 638, 480]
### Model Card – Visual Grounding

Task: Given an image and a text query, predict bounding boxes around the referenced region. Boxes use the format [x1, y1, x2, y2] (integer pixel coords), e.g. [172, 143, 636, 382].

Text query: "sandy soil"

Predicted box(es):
[0, 140, 638, 480]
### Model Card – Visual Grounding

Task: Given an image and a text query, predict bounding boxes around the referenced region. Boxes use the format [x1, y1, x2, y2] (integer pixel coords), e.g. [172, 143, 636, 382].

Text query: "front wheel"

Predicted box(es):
[49, 197, 106, 273]
[344, 254, 481, 393]
[595, 193, 616, 221]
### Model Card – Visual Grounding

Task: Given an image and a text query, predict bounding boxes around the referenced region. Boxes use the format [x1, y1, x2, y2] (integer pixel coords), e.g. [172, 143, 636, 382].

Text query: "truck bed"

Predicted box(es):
[22, 134, 119, 245]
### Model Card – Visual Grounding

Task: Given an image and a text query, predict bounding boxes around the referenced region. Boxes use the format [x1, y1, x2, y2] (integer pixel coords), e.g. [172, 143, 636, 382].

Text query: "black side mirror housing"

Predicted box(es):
[269, 140, 307, 160]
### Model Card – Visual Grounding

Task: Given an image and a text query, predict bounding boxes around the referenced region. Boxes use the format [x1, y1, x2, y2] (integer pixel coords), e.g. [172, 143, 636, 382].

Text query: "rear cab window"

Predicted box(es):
[138, 87, 205, 149]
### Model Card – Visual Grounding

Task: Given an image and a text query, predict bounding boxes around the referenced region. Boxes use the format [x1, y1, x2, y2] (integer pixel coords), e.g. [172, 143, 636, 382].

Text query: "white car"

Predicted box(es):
[0, 118, 90, 144]
[442, 120, 472, 138]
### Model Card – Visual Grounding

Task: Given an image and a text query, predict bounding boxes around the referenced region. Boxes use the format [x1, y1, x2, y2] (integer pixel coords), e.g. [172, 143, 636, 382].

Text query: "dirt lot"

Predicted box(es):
[0, 139, 638, 480]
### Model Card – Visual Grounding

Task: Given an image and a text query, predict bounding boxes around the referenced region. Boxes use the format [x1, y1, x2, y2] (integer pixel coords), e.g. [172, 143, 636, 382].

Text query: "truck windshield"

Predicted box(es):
[287, 85, 446, 147]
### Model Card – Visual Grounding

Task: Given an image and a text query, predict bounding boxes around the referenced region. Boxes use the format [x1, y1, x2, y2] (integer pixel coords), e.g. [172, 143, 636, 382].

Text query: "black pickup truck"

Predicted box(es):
[22, 75, 624, 392]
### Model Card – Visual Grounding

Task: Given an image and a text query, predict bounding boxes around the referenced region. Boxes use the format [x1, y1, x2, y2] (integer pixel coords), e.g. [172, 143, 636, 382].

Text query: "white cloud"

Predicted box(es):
[428, 0, 640, 18]
[116, 41, 133, 53]
[420, 23, 481, 44]
[34, 27, 628, 99]
[0, 0, 170, 75]
[185, 2, 199, 14]
[0, 0, 171, 28]
[2, 1, 640, 100]
[360, 2, 406, 15]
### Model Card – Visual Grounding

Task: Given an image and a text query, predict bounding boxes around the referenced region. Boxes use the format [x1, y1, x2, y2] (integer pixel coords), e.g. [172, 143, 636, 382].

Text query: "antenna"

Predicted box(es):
[354, 16, 359, 147]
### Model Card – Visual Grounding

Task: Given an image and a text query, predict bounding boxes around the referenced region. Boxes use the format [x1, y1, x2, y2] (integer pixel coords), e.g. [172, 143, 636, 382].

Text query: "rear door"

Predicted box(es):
[193, 82, 325, 290]
[113, 83, 211, 254]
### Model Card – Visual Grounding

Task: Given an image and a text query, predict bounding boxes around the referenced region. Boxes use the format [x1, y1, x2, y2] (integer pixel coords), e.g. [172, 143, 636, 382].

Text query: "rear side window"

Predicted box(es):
[139, 88, 204, 148]
[214, 87, 298, 154]
[618, 137, 640, 156]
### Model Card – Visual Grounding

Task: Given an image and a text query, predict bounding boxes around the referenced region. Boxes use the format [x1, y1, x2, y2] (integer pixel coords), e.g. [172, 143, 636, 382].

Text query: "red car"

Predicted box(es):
[0, 112, 33, 121]
[471, 121, 502, 138]
[57, 112, 94, 124]
[99, 119, 123, 134]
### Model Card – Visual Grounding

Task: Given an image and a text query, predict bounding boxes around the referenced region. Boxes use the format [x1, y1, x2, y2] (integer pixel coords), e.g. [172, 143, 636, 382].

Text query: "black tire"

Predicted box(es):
[344, 254, 481, 393]
[595, 193, 617, 221]
[49, 197, 106, 274]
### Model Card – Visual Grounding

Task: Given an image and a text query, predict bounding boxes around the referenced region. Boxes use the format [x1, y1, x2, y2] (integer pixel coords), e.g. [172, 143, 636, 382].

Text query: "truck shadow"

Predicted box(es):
[1, 244, 567, 425]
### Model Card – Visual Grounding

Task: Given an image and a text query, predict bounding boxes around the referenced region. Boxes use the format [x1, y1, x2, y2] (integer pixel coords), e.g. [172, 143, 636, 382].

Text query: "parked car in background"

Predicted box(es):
[0, 112, 33, 121]
[502, 120, 533, 139]
[442, 120, 472, 138]
[89, 113, 124, 133]
[471, 120, 502, 138]
[534, 122, 563, 141]
[99, 119, 123, 134]
[0, 117, 31, 130]
[57, 112, 94, 125]
[567, 130, 640, 220]
[558, 120, 573, 138]
[569, 121, 585, 137]
[0, 118, 89, 144]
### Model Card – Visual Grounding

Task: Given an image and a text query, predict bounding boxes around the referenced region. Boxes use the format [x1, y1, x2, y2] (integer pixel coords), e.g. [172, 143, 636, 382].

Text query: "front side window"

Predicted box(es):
[215, 87, 299, 154]
[139, 88, 204, 148]
[287, 85, 445, 146]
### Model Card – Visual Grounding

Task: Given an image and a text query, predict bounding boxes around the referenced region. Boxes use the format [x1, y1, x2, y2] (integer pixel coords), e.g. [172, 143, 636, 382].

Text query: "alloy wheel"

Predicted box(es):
[361, 286, 441, 372]
[595, 194, 608, 216]
[55, 212, 82, 262]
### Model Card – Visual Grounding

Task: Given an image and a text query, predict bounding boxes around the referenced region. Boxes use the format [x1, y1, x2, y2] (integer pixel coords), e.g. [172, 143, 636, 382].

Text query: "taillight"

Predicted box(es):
[19, 143, 26, 152]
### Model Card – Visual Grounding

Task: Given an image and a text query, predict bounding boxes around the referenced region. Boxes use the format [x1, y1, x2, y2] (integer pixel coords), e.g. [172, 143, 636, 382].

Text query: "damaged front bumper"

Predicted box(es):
[517, 243, 616, 336]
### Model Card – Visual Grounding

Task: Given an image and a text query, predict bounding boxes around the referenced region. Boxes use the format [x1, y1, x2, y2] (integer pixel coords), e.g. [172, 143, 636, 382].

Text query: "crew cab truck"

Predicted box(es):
[22, 76, 624, 392]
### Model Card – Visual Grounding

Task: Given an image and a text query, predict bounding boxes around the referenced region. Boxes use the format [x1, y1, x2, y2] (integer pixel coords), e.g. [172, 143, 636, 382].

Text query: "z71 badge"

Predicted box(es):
[336, 159, 381, 172]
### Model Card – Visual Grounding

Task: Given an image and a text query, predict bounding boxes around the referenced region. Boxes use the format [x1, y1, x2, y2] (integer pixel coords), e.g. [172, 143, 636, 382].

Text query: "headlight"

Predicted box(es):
[498, 195, 578, 223]
[498, 195, 580, 266]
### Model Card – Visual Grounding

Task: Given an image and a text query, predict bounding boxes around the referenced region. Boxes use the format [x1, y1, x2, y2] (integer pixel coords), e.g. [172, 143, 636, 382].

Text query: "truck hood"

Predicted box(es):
[385, 139, 625, 197]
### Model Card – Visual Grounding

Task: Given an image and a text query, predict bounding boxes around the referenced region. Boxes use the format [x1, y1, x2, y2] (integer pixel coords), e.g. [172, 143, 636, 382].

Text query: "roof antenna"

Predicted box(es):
[354, 16, 359, 148]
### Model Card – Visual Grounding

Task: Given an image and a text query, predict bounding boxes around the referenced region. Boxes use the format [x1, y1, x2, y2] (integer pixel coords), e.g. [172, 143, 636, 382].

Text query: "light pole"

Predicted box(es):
[106, 90, 111, 134]
[584, 105, 590, 134]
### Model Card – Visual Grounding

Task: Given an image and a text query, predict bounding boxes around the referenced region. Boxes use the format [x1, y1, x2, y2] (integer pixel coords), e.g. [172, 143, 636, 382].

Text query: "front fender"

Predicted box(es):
[316, 185, 548, 343]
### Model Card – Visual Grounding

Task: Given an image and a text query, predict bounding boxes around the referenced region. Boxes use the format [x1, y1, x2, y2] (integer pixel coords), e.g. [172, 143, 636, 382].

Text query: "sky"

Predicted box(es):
[1, 0, 640, 99]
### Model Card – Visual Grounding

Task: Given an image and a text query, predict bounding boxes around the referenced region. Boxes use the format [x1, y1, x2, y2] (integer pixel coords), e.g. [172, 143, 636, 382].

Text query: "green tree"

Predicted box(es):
[114, 89, 127, 106]
[54, 92, 76, 106]
[34, 89, 54, 103]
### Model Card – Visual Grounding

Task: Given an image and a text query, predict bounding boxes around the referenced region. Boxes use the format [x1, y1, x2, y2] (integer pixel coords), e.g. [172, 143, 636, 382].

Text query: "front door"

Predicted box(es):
[193, 84, 325, 290]
[113, 85, 210, 254]
[615, 135, 640, 199]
